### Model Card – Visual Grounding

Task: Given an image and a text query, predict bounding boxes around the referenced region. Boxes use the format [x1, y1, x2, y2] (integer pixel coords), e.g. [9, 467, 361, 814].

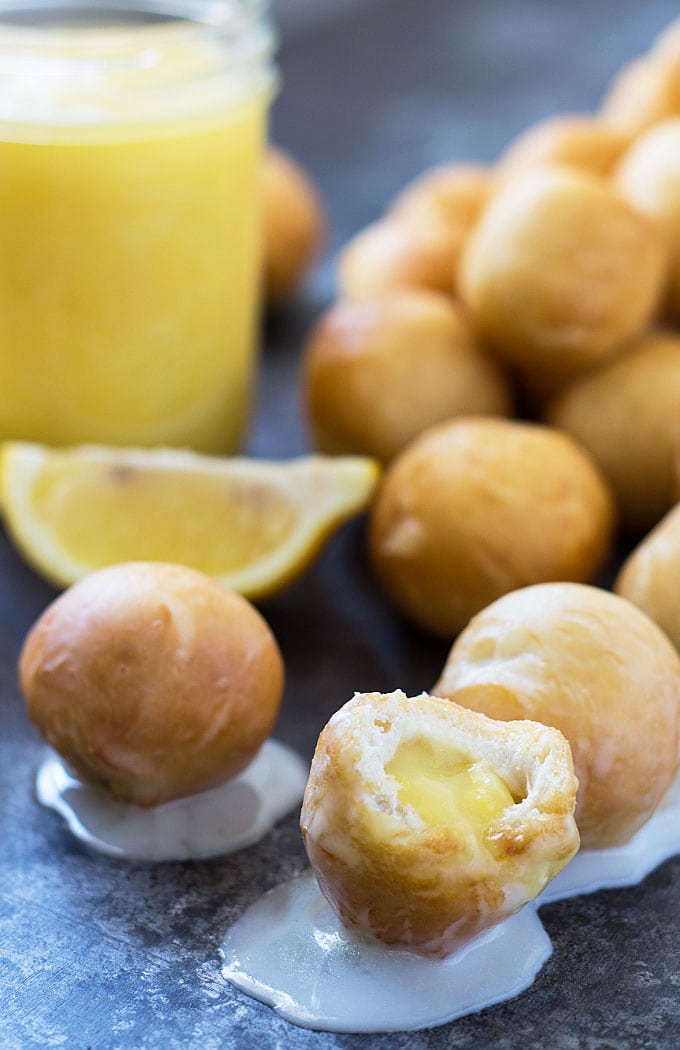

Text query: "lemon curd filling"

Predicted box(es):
[385, 737, 516, 842]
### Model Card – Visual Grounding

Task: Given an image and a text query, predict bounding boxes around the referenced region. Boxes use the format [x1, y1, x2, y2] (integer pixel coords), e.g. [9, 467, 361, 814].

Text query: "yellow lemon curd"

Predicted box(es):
[0, 14, 272, 451]
[386, 736, 515, 846]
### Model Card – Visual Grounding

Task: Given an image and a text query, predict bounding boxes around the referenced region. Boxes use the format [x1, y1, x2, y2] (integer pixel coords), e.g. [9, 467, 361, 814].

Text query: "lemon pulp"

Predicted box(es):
[0, 443, 380, 595]
[32, 461, 297, 573]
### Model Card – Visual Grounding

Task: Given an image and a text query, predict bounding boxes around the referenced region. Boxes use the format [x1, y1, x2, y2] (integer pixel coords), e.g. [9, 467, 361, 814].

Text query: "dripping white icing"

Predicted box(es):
[541, 767, 680, 901]
[220, 870, 552, 1033]
[220, 767, 680, 1033]
[36, 739, 308, 862]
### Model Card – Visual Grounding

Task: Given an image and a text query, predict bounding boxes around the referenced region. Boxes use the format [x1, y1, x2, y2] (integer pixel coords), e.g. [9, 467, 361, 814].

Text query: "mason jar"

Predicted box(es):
[0, 0, 276, 451]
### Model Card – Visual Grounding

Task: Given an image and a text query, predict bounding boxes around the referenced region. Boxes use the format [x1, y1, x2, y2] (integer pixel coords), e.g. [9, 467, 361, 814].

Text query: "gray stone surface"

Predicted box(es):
[4, 1, 680, 1047]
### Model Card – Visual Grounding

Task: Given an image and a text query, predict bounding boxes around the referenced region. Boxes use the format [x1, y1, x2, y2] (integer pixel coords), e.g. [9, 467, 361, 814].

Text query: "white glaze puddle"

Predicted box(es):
[220, 870, 552, 1033]
[540, 767, 680, 903]
[221, 767, 680, 1033]
[35, 740, 308, 862]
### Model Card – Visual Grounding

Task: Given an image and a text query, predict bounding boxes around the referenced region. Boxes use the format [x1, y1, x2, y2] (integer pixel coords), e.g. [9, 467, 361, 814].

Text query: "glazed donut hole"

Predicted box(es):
[546, 331, 680, 535]
[653, 17, 680, 58]
[263, 146, 326, 305]
[390, 163, 494, 287]
[302, 291, 514, 463]
[601, 50, 680, 134]
[336, 213, 461, 300]
[498, 114, 632, 178]
[19, 562, 285, 807]
[301, 689, 579, 958]
[391, 163, 493, 222]
[459, 166, 667, 377]
[616, 118, 680, 322]
[368, 416, 615, 639]
[435, 582, 680, 848]
[616, 503, 680, 652]
[337, 164, 494, 302]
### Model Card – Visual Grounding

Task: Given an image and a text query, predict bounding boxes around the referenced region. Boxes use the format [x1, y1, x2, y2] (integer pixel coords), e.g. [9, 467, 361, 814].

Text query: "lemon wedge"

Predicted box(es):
[0, 443, 380, 596]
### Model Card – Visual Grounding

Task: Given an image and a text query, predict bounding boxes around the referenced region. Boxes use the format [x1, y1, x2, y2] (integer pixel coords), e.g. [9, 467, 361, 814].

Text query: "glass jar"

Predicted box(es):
[0, 0, 276, 452]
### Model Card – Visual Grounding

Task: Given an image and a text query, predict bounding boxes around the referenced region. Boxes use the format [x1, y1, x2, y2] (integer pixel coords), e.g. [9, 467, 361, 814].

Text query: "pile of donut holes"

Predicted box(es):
[300, 16, 680, 644]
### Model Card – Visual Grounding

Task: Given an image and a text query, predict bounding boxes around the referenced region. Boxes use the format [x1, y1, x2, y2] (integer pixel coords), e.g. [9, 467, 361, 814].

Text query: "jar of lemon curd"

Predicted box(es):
[0, 0, 276, 451]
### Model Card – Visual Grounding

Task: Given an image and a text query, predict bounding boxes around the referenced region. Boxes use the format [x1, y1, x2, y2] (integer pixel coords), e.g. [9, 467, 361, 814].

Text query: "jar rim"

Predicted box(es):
[0, 1, 270, 47]
[0, 0, 277, 132]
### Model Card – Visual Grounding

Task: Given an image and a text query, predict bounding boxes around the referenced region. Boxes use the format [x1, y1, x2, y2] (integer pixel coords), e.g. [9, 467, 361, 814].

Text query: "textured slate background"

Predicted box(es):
[4, 1, 680, 1048]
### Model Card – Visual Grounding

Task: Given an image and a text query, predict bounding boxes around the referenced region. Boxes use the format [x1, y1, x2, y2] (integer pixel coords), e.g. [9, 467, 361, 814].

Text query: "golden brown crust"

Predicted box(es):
[616, 118, 680, 323]
[301, 689, 579, 957]
[459, 166, 666, 375]
[601, 52, 680, 134]
[391, 163, 493, 222]
[336, 214, 460, 300]
[368, 417, 615, 638]
[435, 582, 680, 847]
[336, 166, 494, 304]
[263, 147, 326, 304]
[389, 164, 494, 293]
[616, 502, 680, 652]
[546, 331, 680, 534]
[302, 292, 513, 462]
[19, 562, 284, 806]
[653, 17, 680, 58]
[499, 115, 632, 178]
